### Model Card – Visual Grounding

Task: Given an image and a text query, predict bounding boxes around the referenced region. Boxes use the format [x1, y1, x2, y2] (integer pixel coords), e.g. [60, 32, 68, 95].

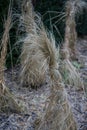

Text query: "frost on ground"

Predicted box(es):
[0, 38, 87, 130]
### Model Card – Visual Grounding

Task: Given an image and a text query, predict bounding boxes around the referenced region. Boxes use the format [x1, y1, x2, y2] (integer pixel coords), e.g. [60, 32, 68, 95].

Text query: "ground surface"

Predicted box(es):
[0, 38, 87, 130]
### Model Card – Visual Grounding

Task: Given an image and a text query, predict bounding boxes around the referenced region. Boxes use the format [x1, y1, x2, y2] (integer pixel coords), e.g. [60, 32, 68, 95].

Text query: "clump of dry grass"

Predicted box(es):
[60, 59, 84, 88]
[19, 1, 77, 129]
[33, 32, 77, 129]
[34, 74, 77, 130]
[20, 25, 60, 88]
[33, 30, 77, 129]
[0, 3, 21, 113]
[20, 33, 48, 87]
[20, 0, 45, 88]
[35, 83, 77, 130]
[61, 0, 86, 88]
[20, 0, 61, 88]
[63, 0, 86, 60]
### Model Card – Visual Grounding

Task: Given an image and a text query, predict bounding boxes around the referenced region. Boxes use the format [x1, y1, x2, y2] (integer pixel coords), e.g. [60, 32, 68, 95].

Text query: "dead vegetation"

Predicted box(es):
[20, 0, 60, 88]
[0, 2, 21, 113]
[0, 0, 86, 129]
[19, 0, 78, 130]
[20, 0, 48, 87]
[35, 84, 77, 130]
[60, 0, 86, 88]
[63, 0, 86, 60]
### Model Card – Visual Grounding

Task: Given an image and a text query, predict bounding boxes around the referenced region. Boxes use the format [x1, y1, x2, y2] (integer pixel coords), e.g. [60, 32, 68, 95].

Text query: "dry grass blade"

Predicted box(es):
[0, 2, 22, 113]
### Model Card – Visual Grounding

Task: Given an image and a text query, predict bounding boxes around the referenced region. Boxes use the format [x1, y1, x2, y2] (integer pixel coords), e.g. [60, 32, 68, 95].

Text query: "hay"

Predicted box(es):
[0, 2, 21, 113]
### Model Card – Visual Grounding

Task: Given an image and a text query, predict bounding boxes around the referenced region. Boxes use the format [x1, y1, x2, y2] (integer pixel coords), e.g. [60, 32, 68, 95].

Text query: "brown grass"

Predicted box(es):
[60, 0, 86, 88]
[20, 24, 60, 88]
[20, 0, 46, 88]
[0, 3, 21, 113]
[35, 82, 77, 130]
[19, 1, 78, 129]
[20, 33, 48, 87]
[60, 59, 84, 88]
[20, 0, 61, 88]
[21, 0, 36, 33]
[63, 0, 86, 60]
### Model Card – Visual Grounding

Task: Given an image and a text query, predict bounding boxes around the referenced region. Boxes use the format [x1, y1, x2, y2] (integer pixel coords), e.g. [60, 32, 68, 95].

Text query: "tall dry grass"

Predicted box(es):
[35, 84, 77, 130]
[20, 0, 60, 88]
[19, 1, 77, 130]
[0, 2, 21, 113]
[34, 57, 77, 130]
[61, 0, 86, 88]
[21, 0, 36, 33]
[63, 0, 86, 60]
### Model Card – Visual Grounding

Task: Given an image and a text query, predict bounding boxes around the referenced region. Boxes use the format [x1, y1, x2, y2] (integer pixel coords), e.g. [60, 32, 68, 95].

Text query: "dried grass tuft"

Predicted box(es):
[60, 59, 84, 88]
[0, 2, 22, 113]
[35, 83, 77, 130]
[63, 0, 87, 60]
[20, 25, 61, 88]
[20, 33, 48, 87]
[60, 0, 86, 88]
[20, 0, 60, 88]
[20, 1, 77, 129]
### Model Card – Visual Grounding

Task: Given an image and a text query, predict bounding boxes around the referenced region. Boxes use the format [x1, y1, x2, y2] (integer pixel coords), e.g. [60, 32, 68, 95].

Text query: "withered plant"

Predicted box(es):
[20, 1, 77, 129]
[63, 0, 86, 60]
[20, 0, 47, 87]
[34, 70, 77, 130]
[20, 0, 60, 88]
[21, 0, 36, 33]
[61, 0, 86, 88]
[0, 3, 21, 113]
